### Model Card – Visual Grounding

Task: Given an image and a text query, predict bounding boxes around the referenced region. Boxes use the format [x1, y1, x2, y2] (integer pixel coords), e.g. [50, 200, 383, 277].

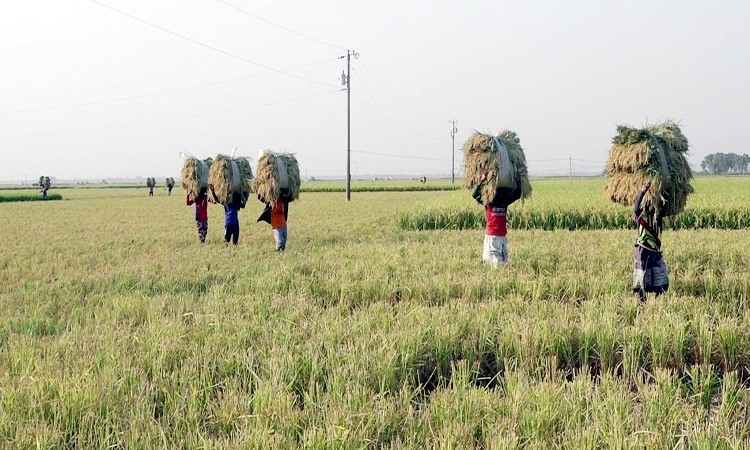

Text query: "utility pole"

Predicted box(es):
[450, 120, 458, 183]
[569, 156, 572, 182]
[341, 50, 357, 201]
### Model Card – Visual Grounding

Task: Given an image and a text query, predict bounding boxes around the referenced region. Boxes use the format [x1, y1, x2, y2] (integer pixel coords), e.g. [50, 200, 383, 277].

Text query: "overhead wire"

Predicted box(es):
[0, 90, 340, 140]
[0, 57, 339, 114]
[354, 58, 444, 122]
[214, 0, 346, 51]
[88, 0, 338, 89]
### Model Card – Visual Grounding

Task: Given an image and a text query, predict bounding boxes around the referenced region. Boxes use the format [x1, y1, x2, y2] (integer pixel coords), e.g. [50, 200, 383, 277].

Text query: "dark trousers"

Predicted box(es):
[225, 224, 240, 245]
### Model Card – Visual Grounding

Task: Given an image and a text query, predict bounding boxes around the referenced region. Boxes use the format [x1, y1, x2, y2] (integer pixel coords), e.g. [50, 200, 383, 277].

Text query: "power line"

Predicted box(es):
[348, 66, 425, 173]
[215, 0, 346, 51]
[354, 58, 444, 122]
[0, 90, 340, 140]
[88, 0, 338, 89]
[1, 58, 338, 115]
[354, 150, 451, 162]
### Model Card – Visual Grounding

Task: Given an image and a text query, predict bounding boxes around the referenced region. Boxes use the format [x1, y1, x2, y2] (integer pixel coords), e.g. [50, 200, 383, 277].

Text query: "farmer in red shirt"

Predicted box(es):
[472, 172, 522, 267]
[186, 187, 210, 243]
[257, 192, 290, 251]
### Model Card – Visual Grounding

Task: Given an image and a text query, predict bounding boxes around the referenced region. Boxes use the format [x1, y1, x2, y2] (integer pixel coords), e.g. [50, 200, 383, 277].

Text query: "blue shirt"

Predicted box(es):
[224, 202, 240, 227]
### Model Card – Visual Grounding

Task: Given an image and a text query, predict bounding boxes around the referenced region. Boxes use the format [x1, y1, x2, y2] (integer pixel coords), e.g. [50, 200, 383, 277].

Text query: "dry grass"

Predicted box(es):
[462, 131, 531, 204]
[605, 121, 693, 217]
[180, 158, 212, 198]
[252, 152, 301, 203]
[208, 155, 253, 205]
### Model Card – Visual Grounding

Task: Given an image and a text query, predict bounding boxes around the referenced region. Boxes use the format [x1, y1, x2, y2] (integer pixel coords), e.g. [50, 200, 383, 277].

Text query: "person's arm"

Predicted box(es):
[186, 194, 194, 206]
[632, 182, 650, 222]
[471, 173, 488, 204]
[208, 185, 219, 204]
[507, 182, 522, 205]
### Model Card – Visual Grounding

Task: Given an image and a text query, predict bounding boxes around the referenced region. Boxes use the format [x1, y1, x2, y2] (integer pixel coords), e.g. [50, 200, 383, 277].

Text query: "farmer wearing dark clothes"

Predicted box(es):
[472, 172, 522, 267]
[186, 187, 209, 243]
[212, 186, 244, 246]
[632, 182, 669, 301]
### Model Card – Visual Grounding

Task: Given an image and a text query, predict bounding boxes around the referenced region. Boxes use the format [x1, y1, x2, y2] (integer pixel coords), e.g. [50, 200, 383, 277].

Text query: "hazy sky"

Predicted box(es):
[1, 0, 748, 181]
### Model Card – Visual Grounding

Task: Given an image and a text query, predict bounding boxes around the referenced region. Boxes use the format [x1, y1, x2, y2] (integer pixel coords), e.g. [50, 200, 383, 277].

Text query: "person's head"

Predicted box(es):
[198, 187, 207, 198]
[232, 192, 242, 205]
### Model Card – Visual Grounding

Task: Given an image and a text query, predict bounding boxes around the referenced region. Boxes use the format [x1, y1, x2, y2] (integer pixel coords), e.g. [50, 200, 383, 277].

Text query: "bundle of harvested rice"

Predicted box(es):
[252, 151, 301, 203]
[180, 157, 212, 198]
[605, 120, 693, 217]
[146, 177, 156, 188]
[462, 131, 532, 205]
[208, 154, 253, 206]
[166, 177, 175, 188]
[38, 176, 51, 189]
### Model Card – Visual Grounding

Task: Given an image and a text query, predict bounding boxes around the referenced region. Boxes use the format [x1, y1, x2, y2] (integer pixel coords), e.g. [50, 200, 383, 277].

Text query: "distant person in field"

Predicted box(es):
[39, 185, 48, 200]
[211, 185, 244, 246]
[257, 192, 290, 251]
[472, 172, 522, 267]
[632, 182, 669, 301]
[167, 184, 173, 196]
[186, 187, 210, 243]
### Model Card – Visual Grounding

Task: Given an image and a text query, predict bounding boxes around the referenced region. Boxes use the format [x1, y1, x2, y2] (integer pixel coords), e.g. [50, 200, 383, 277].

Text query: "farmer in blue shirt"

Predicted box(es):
[210, 186, 245, 246]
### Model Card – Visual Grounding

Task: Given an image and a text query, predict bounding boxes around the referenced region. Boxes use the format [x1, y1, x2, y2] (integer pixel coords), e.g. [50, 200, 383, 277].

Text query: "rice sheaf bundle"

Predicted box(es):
[39, 176, 51, 189]
[146, 177, 156, 188]
[252, 151, 301, 204]
[180, 157, 212, 198]
[166, 177, 175, 188]
[462, 131, 532, 205]
[208, 154, 253, 206]
[605, 120, 693, 217]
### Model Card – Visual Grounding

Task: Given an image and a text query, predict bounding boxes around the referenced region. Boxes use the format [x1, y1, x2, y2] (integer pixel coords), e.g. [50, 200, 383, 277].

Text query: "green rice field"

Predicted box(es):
[2, 177, 750, 448]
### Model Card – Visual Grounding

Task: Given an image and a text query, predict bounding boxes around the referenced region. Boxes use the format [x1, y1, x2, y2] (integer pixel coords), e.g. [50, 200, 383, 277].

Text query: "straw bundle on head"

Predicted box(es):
[605, 120, 693, 217]
[146, 177, 156, 188]
[180, 157, 212, 198]
[462, 131, 532, 205]
[208, 154, 253, 206]
[252, 151, 301, 203]
[166, 177, 175, 188]
[39, 176, 51, 189]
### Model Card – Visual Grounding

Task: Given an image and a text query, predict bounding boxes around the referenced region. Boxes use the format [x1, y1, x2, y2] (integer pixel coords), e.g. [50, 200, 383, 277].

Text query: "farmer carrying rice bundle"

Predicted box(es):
[181, 157, 213, 243]
[605, 120, 694, 301]
[166, 177, 175, 196]
[463, 131, 531, 267]
[38, 176, 51, 199]
[253, 150, 300, 251]
[208, 154, 253, 246]
[146, 177, 156, 196]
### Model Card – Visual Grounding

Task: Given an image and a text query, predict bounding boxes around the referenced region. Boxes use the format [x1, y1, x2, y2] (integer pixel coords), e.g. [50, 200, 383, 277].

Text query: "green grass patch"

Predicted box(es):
[0, 192, 62, 203]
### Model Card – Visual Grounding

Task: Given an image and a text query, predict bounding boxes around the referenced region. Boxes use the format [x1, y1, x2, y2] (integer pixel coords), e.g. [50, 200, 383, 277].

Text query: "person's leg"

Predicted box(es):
[632, 246, 647, 301]
[273, 228, 283, 251]
[482, 235, 492, 264]
[197, 221, 208, 243]
[280, 227, 287, 250]
[499, 236, 509, 264]
[232, 225, 239, 245]
[224, 226, 231, 244]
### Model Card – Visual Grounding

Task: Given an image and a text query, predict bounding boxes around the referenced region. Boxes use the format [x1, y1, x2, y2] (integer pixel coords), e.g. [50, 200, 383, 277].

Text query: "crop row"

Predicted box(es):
[0, 193, 62, 203]
[399, 206, 750, 230]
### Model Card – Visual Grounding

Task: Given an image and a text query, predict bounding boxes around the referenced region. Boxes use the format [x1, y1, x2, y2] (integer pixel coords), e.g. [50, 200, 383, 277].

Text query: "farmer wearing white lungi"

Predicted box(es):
[472, 172, 522, 267]
[632, 182, 669, 301]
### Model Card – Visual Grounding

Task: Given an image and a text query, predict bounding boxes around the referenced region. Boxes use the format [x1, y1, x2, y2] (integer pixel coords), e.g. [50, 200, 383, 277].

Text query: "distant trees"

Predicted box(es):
[701, 152, 750, 174]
